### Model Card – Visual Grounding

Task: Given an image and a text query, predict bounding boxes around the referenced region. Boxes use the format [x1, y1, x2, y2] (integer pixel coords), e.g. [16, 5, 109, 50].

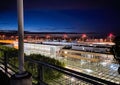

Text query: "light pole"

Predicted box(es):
[17, 0, 25, 73]
[10, 0, 32, 85]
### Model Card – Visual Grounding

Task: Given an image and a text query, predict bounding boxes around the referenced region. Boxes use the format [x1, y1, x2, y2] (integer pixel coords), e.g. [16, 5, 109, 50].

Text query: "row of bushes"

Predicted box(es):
[0, 45, 65, 84]
[0, 45, 18, 58]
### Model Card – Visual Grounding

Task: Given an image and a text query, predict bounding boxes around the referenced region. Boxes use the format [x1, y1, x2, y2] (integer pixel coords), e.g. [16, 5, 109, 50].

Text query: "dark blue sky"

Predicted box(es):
[0, 0, 120, 34]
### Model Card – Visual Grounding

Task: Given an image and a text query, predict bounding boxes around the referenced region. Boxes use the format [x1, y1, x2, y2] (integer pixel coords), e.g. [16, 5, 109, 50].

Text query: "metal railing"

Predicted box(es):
[0, 49, 119, 85]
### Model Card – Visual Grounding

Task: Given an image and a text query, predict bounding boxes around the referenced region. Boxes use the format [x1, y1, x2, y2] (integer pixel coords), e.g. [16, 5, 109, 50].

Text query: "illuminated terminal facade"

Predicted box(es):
[24, 43, 64, 57]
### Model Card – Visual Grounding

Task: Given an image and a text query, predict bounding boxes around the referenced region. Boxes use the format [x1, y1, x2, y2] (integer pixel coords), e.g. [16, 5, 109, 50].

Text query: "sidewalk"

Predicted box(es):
[0, 70, 10, 85]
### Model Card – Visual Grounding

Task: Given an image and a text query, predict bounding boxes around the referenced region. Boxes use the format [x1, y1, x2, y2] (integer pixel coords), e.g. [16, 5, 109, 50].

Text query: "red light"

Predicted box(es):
[82, 34, 87, 38]
[63, 34, 68, 38]
[109, 33, 114, 38]
[46, 35, 50, 38]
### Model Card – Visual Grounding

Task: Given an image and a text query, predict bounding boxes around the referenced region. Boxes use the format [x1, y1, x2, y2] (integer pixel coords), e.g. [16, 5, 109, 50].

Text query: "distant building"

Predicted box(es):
[24, 43, 64, 58]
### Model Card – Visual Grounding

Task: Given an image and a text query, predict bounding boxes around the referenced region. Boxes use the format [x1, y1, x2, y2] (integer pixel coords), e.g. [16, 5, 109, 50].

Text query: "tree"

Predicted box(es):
[111, 36, 120, 74]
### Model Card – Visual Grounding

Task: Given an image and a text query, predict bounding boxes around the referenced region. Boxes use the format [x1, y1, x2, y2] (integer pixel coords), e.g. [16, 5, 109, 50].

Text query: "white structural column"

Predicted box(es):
[17, 0, 25, 73]
[10, 0, 32, 85]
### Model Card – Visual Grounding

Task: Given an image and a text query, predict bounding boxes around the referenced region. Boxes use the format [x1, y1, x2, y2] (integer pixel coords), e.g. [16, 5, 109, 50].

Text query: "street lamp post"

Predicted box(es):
[10, 0, 32, 85]
[17, 0, 25, 74]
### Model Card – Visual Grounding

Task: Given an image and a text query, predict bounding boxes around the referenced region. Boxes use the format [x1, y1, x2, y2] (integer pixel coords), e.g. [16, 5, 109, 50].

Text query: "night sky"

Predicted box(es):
[0, 0, 120, 34]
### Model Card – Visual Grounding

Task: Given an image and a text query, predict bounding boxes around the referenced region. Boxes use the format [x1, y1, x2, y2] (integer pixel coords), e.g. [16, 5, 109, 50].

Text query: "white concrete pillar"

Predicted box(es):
[17, 0, 25, 73]
[10, 0, 32, 85]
